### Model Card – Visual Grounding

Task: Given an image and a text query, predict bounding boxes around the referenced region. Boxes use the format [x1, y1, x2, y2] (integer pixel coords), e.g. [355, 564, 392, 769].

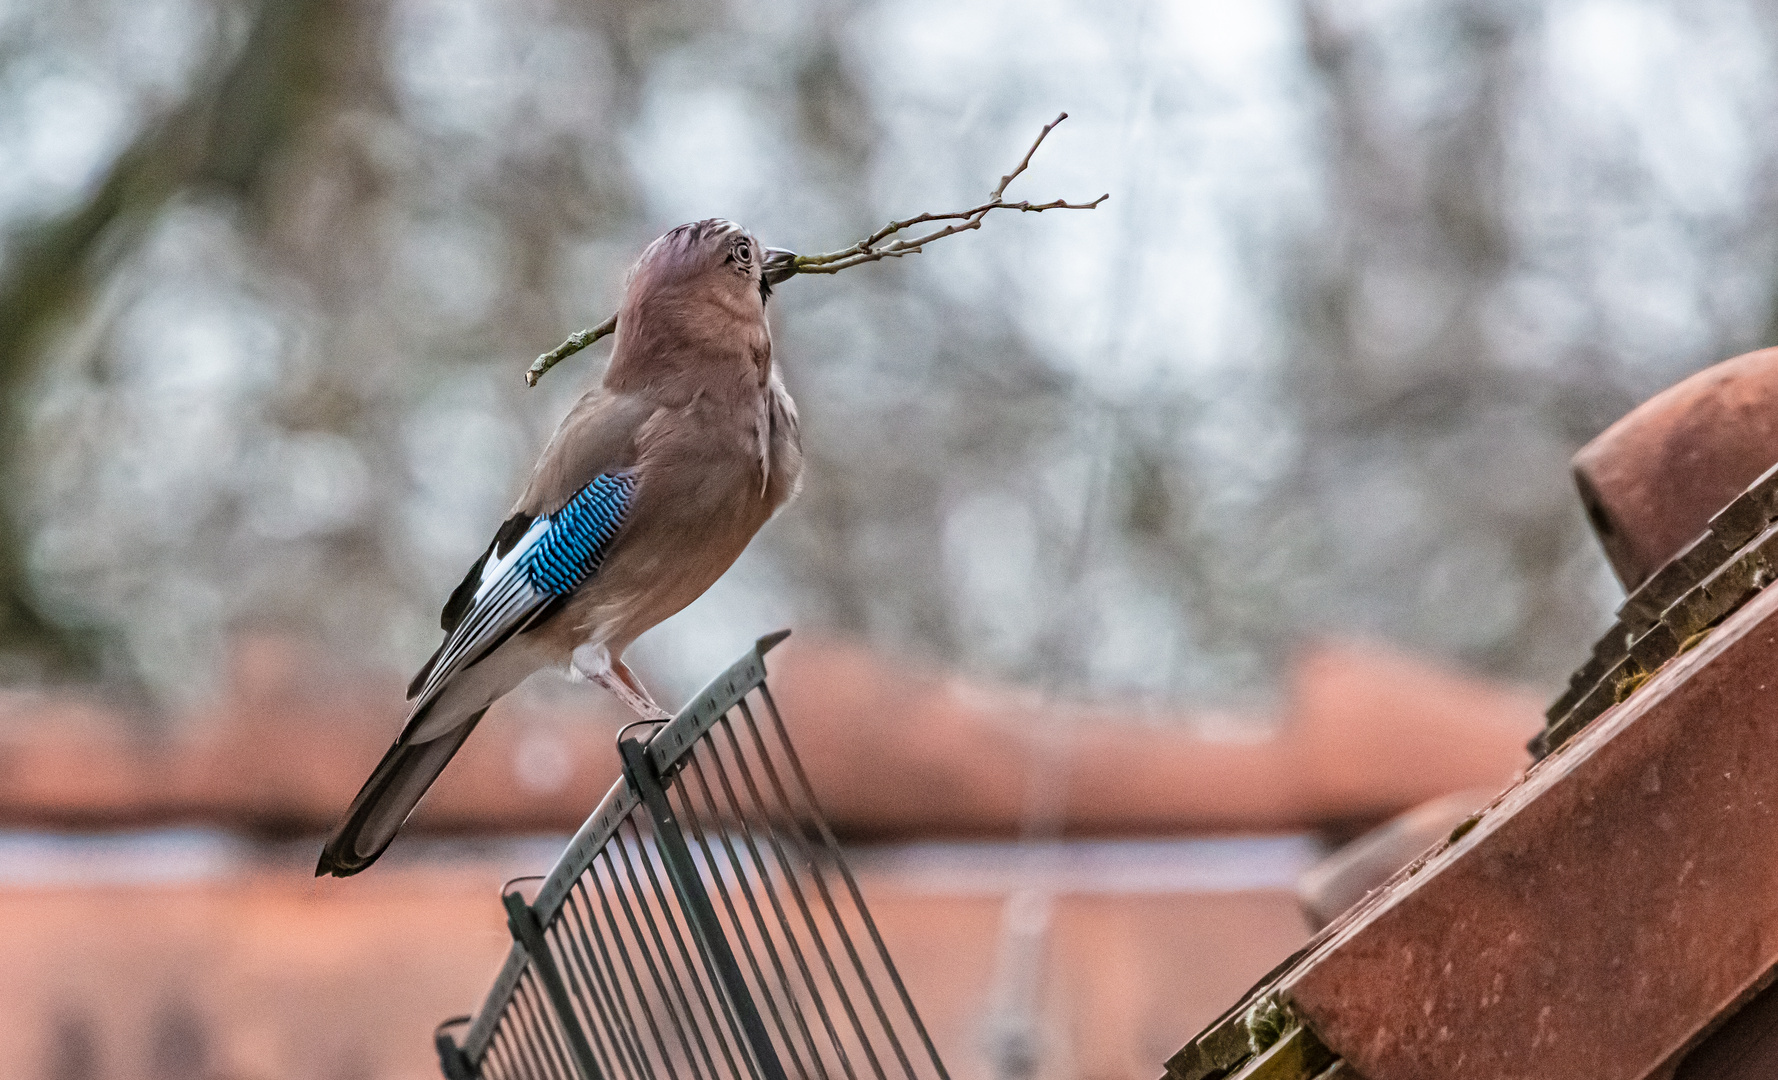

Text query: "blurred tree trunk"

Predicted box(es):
[0, 0, 335, 675]
[1288, 0, 1588, 678]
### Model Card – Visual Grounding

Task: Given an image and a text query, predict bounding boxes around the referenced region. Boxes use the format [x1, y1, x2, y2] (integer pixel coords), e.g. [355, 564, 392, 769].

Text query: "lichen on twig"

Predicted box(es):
[525, 111, 1107, 386]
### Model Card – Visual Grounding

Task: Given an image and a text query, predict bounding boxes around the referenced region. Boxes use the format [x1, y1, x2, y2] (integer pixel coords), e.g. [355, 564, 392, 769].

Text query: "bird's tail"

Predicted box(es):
[315, 706, 489, 878]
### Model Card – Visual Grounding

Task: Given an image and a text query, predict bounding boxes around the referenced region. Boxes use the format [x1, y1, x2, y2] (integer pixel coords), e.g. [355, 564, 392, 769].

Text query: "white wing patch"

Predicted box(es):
[405, 555, 548, 739]
[476, 516, 550, 597]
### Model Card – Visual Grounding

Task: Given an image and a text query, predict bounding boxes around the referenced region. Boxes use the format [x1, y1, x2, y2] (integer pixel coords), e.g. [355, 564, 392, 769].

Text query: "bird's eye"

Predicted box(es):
[732, 240, 753, 265]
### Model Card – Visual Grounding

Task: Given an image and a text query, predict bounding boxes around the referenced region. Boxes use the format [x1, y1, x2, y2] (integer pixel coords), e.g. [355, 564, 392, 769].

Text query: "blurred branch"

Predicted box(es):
[0, 0, 334, 673]
[526, 111, 1107, 386]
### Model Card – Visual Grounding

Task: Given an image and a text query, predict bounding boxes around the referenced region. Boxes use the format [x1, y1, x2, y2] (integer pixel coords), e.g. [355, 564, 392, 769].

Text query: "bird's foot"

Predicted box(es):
[573, 644, 671, 721]
[595, 668, 671, 721]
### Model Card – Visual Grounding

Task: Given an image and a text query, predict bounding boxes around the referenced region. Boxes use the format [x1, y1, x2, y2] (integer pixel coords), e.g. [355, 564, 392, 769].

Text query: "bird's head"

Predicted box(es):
[629, 219, 794, 309]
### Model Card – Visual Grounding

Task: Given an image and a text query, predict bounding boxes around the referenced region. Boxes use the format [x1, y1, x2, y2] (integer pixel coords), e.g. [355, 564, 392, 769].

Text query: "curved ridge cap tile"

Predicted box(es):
[1575, 346, 1778, 590]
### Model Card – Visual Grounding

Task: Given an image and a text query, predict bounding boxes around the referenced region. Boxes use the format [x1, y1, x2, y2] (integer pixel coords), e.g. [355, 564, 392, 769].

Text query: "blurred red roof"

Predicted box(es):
[0, 633, 1541, 839]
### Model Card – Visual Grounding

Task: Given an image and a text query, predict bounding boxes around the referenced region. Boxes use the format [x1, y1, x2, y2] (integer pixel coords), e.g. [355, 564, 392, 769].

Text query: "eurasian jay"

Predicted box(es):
[317, 219, 802, 877]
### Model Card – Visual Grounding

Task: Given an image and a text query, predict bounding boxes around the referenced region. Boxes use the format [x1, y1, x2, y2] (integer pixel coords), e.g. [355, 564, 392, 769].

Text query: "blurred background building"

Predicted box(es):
[0, 0, 1772, 1077]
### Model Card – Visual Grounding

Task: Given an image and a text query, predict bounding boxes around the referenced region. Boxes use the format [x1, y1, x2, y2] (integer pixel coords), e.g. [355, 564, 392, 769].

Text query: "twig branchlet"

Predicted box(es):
[525, 313, 616, 387]
[527, 111, 1106, 385]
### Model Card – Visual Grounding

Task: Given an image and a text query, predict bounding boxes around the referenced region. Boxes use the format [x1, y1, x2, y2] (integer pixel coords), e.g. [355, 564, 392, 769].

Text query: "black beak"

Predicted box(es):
[761, 247, 798, 287]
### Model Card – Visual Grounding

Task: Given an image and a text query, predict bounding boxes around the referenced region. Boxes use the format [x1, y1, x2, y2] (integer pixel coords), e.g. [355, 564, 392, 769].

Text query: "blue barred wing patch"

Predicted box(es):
[519, 472, 638, 596]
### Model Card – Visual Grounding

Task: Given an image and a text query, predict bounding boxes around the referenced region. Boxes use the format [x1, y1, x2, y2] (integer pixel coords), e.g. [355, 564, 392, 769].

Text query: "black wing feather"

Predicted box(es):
[409, 512, 536, 700]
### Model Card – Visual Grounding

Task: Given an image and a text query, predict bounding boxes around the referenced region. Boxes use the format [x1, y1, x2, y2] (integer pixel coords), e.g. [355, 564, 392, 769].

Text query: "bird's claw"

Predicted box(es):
[588, 664, 672, 722]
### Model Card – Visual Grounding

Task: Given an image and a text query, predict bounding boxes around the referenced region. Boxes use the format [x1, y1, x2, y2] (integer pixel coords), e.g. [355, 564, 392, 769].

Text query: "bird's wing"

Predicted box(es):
[402, 389, 657, 710]
[316, 390, 653, 879]
[402, 469, 640, 743]
[316, 471, 641, 877]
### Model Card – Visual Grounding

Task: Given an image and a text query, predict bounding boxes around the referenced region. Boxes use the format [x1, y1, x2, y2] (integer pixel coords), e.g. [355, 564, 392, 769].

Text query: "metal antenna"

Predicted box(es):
[437, 634, 952, 1080]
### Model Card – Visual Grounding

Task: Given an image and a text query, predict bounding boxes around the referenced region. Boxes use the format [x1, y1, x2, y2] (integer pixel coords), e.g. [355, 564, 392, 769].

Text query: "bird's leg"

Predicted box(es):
[572, 644, 671, 721]
[603, 658, 672, 722]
